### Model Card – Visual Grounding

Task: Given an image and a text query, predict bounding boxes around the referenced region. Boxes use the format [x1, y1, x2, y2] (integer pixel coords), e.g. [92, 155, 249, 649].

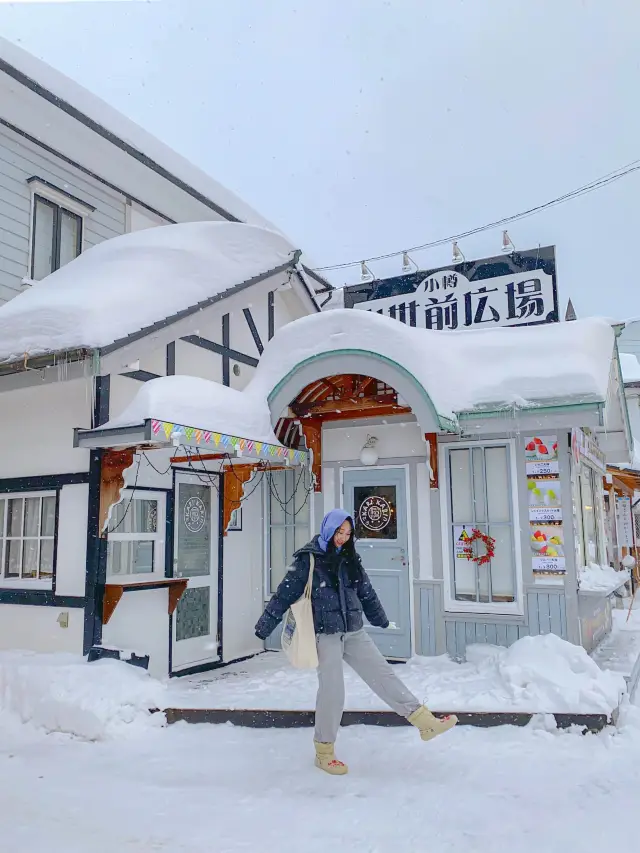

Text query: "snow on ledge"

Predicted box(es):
[0, 222, 296, 364]
[578, 563, 630, 596]
[0, 651, 166, 740]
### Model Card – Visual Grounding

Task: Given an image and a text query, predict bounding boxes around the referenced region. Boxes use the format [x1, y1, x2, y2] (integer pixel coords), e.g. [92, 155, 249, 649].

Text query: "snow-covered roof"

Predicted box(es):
[620, 352, 640, 384]
[0, 222, 297, 364]
[247, 310, 616, 423]
[104, 375, 281, 448]
[0, 36, 275, 228]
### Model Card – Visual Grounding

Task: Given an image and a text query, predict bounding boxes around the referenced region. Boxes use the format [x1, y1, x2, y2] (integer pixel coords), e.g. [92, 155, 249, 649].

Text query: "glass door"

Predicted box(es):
[171, 473, 220, 671]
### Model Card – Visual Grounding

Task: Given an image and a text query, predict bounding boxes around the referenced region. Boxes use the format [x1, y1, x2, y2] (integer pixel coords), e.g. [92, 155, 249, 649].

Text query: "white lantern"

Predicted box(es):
[360, 435, 379, 467]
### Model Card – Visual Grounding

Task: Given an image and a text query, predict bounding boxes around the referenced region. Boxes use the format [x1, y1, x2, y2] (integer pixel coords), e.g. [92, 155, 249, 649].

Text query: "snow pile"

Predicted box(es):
[620, 352, 640, 383]
[248, 309, 614, 422]
[480, 633, 624, 713]
[0, 221, 296, 363]
[578, 563, 630, 594]
[0, 652, 165, 740]
[168, 634, 625, 714]
[103, 374, 281, 445]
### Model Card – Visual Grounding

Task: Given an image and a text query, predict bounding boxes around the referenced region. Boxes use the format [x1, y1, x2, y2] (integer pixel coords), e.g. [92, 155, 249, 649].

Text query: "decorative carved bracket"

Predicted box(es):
[103, 578, 189, 625]
[299, 420, 322, 492]
[223, 463, 259, 535]
[425, 433, 439, 488]
[99, 448, 135, 537]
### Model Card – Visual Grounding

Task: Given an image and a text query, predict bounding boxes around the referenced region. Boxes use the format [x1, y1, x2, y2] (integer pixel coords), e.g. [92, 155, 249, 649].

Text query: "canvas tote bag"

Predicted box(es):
[281, 554, 318, 669]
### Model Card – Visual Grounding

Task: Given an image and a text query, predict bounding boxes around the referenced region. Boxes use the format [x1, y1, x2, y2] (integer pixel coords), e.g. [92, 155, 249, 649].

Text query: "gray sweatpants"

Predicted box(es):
[315, 629, 421, 743]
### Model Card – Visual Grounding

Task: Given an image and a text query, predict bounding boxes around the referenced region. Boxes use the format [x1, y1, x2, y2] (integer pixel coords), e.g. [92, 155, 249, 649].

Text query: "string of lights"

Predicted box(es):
[312, 158, 640, 273]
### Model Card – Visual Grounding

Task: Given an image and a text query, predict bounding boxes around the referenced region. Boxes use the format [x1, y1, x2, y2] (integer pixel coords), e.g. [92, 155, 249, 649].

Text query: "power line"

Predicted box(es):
[312, 158, 640, 273]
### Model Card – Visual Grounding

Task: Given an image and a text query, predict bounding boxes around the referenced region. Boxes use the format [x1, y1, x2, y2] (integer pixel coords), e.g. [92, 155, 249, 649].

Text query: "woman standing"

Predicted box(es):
[255, 508, 457, 775]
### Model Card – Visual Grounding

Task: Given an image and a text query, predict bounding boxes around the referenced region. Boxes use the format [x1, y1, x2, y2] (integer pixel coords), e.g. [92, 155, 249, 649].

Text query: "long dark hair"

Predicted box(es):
[326, 519, 362, 582]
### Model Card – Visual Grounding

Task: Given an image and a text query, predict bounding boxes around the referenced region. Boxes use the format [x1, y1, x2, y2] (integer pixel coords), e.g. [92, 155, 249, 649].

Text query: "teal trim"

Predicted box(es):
[458, 401, 604, 421]
[266, 348, 458, 433]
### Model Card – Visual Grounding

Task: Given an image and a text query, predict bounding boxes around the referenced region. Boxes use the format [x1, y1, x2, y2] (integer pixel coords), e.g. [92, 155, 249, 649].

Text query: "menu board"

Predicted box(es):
[525, 436, 565, 581]
[615, 495, 634, 548]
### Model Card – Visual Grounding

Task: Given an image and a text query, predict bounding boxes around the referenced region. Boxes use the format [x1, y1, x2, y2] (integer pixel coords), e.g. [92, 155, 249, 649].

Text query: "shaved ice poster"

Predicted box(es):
[527, 478, 562, 522]
[525, 435, 559, 475]
[530, 523, 566, 576]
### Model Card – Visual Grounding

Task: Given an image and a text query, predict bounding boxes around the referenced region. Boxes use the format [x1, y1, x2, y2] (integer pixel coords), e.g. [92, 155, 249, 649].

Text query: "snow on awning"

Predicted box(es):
[247, 309, 616, 426]
[74, 375, 308, 465]
[0, 222, 298, 365]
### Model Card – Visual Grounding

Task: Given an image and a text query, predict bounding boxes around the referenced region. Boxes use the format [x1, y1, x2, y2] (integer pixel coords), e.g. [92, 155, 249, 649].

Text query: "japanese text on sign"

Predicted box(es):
[354, 269, 557, 331]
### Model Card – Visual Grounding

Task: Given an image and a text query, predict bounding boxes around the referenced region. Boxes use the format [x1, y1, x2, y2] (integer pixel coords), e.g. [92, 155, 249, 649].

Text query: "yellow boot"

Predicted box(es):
[314, 741, 349, 775]
[408, 706, 458, 742]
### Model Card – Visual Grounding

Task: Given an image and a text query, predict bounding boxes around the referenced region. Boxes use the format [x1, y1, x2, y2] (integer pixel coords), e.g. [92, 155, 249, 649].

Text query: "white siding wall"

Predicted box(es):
[0, 604, 84, 654]
[222, 478, 265, 662]
[0, 377, 91, 477]
[0, 123, 126, 305]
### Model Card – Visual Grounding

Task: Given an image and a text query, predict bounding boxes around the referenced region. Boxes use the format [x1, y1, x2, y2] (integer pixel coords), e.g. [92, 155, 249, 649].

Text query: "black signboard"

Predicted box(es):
[342, 246, 559, 331]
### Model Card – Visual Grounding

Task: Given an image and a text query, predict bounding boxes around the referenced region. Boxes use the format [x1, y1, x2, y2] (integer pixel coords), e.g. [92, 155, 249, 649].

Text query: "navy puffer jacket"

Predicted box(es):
[255, 535, 389, 639]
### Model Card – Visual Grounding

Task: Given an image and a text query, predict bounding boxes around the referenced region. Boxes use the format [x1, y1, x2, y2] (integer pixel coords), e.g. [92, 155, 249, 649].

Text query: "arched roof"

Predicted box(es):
[245, 309, 615, 432]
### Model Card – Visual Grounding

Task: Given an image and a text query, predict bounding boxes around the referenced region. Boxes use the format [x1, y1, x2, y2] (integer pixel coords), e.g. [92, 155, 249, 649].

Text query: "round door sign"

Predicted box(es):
[358, 495, 392, 532]
[184, 496, 207, 533]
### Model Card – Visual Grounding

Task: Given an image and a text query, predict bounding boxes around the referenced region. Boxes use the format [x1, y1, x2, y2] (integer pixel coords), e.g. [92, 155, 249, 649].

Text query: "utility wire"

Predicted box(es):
[313, 158, 640, 272]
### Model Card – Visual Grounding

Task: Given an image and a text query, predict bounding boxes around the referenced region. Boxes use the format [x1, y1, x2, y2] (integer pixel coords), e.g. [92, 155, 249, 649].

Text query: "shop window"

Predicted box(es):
[106, 492, 165, 579]
[445, 444, 518, 610]
[578, 466, 602, 565]
[266, 468, 311, 595]
[0, 492, 56, 584]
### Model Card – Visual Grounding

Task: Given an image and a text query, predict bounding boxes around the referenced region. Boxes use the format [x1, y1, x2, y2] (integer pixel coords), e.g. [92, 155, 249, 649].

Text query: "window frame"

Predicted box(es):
[27, 180, 92, 281]
[0, 490, 58, 589]
[439, 439, 524, 616]
[105, 489, 166, 583]
[576, 461, 606, 567]
[264, 467, 311, 598]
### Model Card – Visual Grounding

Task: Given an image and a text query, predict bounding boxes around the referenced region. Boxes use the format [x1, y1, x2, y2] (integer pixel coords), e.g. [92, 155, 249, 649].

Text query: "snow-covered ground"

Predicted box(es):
[3, 704, 640, 853]
[168, 633, 625, 715]
[1, 629, 640, 851]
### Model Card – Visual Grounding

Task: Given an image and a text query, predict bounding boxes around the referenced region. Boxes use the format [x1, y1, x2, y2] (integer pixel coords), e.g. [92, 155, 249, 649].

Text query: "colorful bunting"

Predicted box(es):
[149, 419, 308, 465]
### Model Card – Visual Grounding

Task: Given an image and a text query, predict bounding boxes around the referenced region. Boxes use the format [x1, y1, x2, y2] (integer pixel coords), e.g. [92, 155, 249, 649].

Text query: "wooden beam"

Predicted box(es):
[300, 420, 322, 492]
[293, 397, 407, 419]
[99, 448, 135, 537]
[180, 334, 259, 368]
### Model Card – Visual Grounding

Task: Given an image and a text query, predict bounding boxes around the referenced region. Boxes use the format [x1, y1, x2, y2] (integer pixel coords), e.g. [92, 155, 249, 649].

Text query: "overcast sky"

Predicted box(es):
[1, 0, 639, 318]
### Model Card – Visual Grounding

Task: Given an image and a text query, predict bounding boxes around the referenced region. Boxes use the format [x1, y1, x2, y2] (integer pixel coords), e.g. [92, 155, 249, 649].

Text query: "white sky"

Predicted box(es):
[1, 0, 639, 317]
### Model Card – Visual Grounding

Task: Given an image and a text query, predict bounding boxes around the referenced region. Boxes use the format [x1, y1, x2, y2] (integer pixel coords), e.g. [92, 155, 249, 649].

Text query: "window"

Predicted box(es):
[106, 492, 165, 579]
[31, 194, 83, 280]
[266, 468, 311, 595]
[445, 444, 518, 609]
[578, 465, 602, 565]
[0, 492, 56, 583]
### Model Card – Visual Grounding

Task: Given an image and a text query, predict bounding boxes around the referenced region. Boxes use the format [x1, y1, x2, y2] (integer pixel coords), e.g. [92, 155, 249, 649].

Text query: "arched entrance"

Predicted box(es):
[271, 372, 438, 660]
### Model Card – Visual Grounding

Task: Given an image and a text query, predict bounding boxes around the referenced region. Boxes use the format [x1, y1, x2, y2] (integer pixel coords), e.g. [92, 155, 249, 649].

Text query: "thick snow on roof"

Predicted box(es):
[620, 352, 640, 384]
[0, 36, 276, 229]
[247, 310, 615, 421]
[105, 375, 280, 447]
[0, 222, 296, 364]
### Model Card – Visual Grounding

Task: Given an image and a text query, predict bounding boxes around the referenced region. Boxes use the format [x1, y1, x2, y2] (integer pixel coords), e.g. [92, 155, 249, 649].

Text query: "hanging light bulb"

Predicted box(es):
[502, 230, 515, 253]
[402, 252, 418, 274]
[452, 241, 465, 263]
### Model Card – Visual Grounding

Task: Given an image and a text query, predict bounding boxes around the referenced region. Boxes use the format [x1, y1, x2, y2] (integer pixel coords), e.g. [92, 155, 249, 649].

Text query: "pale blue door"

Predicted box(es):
[343, 468, 412, 659]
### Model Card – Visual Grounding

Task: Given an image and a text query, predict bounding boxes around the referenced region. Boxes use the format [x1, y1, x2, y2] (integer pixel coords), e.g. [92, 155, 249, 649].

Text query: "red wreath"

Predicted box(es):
[462, 528, 496, 566]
